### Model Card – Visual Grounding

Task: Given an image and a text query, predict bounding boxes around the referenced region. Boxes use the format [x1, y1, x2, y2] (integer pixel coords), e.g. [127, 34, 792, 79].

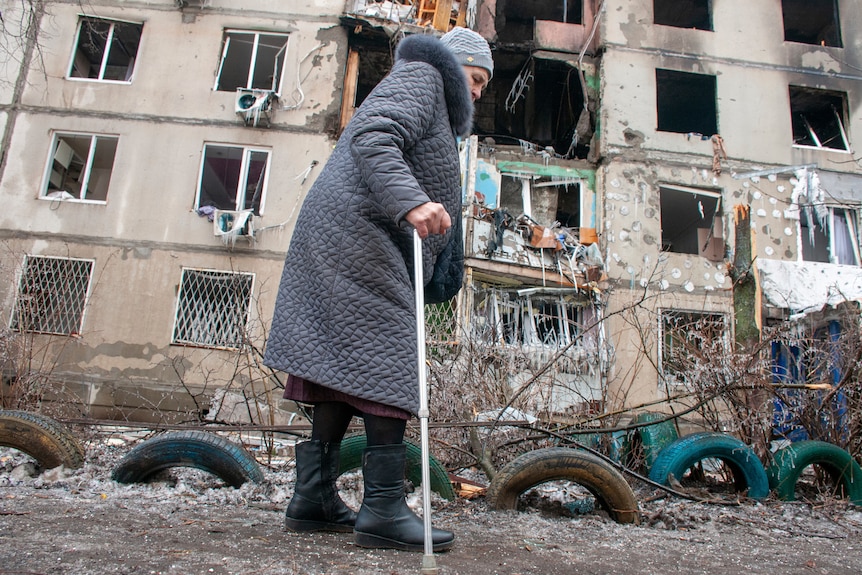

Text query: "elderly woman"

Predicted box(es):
[264, 27, 493, 552]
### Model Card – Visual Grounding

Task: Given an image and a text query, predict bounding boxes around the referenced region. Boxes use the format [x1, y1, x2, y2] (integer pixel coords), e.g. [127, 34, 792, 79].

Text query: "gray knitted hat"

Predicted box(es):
[440, 27, 493, 79]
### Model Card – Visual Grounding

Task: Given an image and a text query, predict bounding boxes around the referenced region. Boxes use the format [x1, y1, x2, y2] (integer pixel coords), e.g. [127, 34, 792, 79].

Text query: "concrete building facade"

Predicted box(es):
[1, 1, 860, 431]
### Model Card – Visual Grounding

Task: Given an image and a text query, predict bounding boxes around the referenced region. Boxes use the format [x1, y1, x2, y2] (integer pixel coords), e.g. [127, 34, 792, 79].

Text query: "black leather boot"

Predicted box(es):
[354, 444, 454, 552]
[284, 440, 357, 533]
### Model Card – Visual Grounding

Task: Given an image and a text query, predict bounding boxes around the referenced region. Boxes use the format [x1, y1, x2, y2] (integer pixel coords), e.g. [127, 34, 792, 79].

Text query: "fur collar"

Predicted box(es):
[395, 34, 474, 137]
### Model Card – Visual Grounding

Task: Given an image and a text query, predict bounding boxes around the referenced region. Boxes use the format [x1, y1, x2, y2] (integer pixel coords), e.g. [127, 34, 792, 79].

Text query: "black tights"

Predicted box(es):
[309, 401, 406, 446]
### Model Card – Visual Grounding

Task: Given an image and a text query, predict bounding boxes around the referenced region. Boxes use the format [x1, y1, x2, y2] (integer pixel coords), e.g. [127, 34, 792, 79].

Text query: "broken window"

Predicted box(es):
[68, 16, 143, 81]
[11, 256, 94, 335]
[496, 175, 581, 229]
[660, 185, 723, 260]
[781, 0, 842, 48]
[475, 290, 585, 348]
[497, 0, 583, 43]
[772, 320, 849, 443]
[172, 269, 254, 350]
[554, 181, 581, 228]
[43, 133, 118, 202]
[789, 86, 849, 151]
[660, 310, 727, 380]
[799, 206, 860, 265]
[654, 0, 711, 31]
[655, 69, 717, 136]
[486, 56, 589, 158]
[214, 30, 289, 93]
[196, 144, 271, 215]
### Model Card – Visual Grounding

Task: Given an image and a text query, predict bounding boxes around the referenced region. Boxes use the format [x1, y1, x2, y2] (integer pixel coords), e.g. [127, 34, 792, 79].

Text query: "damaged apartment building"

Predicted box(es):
[1, 1, 861, 427]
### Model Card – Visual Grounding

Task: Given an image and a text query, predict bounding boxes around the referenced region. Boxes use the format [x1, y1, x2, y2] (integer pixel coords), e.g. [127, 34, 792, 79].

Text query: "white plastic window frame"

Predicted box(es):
[40, 131, 119, 204]
[66, 15, 144, 83]
[214, 30, 289, 95]
[195, 143, 272, 216]
[798, 206, 861, 266]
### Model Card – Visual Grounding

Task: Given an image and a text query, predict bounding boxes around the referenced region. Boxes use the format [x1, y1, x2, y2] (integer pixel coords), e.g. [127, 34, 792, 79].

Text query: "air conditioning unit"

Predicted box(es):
[235, 88, 276, 128]
[213, 209, 255, 247]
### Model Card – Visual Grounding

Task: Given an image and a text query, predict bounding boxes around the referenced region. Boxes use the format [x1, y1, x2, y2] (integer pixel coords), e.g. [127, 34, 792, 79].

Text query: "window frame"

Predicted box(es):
[653, 0, 712, 31]
[781, 0, 842, 48]
[214, 29, 290, 95]
[66, 15, 144, 83]
[659, 184, 724, 260]
[789, 86, 851, 152]
[655, 68, 718, 137]
[659, 309, 728, 384]
[798, 205, 861, 266]
[478, 290, 586, 349]
[171, 268, 255, 351]
[10, 255, 95, 336]
[195, 143, 272, 216]
[41, 131, 119, 204]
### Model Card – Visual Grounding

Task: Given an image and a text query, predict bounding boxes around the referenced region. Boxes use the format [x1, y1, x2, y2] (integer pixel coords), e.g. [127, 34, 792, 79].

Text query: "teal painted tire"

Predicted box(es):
[0, 410, 85, 470]
[626, 412, 679, 471]
[648, 432, 769, 499]
[577, 431, 627, 462]
[111, 430, 264, 487]
[486, 447, 640, 524]
[767, 440, 862, 505]
[338, 435, 455, 500]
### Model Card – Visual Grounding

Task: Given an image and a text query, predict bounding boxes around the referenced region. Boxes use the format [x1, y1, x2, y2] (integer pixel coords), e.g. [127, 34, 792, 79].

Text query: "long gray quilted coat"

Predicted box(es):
[263, 34, 474, 415]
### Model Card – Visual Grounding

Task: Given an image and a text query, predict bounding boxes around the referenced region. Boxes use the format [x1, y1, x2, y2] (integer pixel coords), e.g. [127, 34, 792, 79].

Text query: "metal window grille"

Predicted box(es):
[11, 256, 94, 335]
[172, 269, 254, 349]
[426, 297, 458, 346]
[472, 290, 585, 348]
[660, 310, 727, 379]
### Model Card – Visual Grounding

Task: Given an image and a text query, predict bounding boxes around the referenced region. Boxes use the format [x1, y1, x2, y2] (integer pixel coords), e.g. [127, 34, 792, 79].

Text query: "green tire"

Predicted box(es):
[625, 411, 679, 471]
[338, 434, 455, 500]
[649, 432, 769, 499]
[767, 440, 862, 505]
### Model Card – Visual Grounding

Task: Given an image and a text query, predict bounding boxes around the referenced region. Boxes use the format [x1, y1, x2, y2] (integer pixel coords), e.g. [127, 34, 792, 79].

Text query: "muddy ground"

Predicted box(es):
[1, 429, 861, 575]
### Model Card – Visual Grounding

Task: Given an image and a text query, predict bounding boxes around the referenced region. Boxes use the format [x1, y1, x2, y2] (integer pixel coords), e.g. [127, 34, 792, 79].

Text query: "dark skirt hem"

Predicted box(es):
[283, 374, 411, 420]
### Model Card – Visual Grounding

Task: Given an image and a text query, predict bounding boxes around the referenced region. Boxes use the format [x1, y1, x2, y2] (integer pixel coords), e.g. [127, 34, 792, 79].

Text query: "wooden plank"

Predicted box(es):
[432, 0, 453, 31]
[339, 49, 360, 131]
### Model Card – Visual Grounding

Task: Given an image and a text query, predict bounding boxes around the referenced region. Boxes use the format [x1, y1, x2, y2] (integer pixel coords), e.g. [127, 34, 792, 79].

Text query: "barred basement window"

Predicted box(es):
[660, 310, 727, 382]
[172, 269, 254, 350]
[11, 256, 94, 335]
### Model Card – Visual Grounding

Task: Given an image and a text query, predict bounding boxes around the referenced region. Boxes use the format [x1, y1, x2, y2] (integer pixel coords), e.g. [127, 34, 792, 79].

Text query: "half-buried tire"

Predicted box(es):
[486, 447, 640, 524]
[648, 432, 769, 499]
[338, 434, 456, 500]
[0, 410, 85, 470]
[111, 430, 264, 487]
[767, 440, 862, 505]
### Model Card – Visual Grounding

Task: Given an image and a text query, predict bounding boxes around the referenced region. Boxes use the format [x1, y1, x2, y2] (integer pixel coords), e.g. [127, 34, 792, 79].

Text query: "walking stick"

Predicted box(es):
[413, 228, 438, 575]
